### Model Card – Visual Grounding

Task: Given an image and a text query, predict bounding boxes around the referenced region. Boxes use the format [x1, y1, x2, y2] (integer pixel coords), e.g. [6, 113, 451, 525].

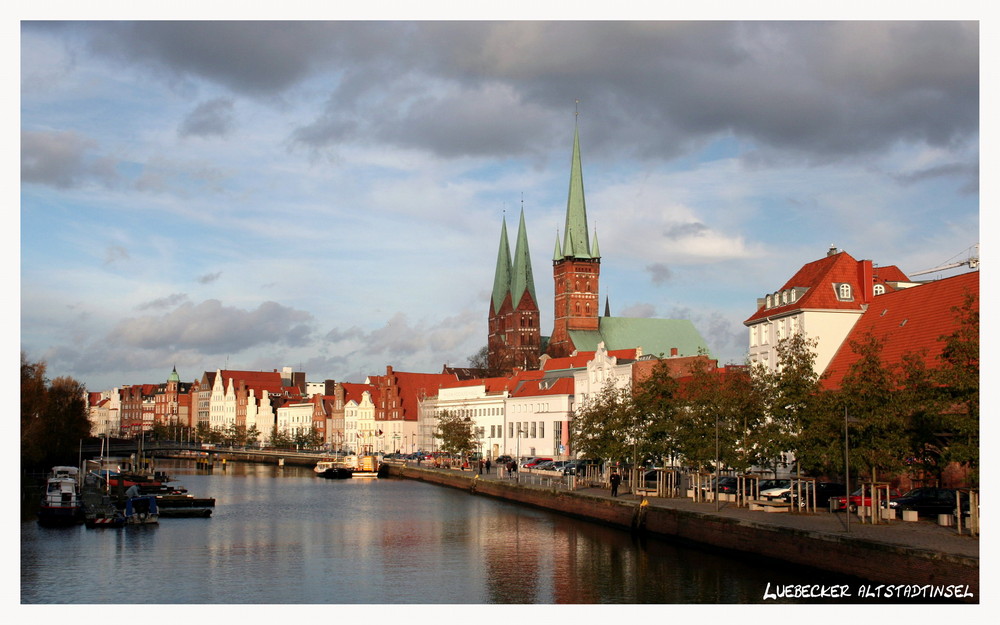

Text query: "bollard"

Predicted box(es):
[278, 458, 284, 467]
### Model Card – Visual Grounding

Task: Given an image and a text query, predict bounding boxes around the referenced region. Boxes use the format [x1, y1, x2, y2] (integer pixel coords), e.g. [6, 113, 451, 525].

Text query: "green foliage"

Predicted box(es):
[434, 412, 477, 457]
[837, 332, 910, 483]
[21, 353, 92, 471]
[573, 380, 641, 464]
[936, 290, 979, 482]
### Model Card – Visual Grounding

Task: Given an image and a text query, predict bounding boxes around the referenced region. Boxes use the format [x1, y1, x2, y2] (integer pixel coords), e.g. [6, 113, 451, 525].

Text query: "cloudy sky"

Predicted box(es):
[19, 18, 982, 392]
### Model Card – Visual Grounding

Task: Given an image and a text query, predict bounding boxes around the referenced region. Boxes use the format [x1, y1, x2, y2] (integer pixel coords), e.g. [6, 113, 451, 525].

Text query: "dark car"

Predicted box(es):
[785, 482, 846, 507]
[887, 487, 960, 517]
[562, 458, 601, 476]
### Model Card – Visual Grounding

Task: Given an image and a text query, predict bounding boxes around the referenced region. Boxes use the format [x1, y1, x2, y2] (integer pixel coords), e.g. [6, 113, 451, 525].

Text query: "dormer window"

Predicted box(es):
[873, 284, 885, 296]
[781, 290, 788, 305]
[765, 294, 772, 308]
[837, 283, 853, 300]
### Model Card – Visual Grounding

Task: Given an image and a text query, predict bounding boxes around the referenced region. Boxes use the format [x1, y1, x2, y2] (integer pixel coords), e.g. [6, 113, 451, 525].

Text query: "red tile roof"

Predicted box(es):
[744, 251, 909, 324]
[821, 271, 979, 389]
[509, 376, 574, 397]
[341, 382, 374, 405]
[541, 348, 638, 371]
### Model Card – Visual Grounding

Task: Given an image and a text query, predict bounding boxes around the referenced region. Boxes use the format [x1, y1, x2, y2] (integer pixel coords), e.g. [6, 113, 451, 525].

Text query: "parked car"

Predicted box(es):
[521, 457, 553, 469]
[703, 476, 741, 495]
[833, 487, 902, 512]
[495, 455, 513, 465]
[532, 460, 556, 471]
[886, 488, 960, 517]
[759, 480, 792, 501]
[785, 482, 847, 507]
[543, 461, 570, 472]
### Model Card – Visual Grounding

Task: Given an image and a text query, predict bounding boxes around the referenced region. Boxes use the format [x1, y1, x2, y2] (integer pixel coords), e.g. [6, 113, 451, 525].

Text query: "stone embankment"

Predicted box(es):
[386, 463, 979, 602]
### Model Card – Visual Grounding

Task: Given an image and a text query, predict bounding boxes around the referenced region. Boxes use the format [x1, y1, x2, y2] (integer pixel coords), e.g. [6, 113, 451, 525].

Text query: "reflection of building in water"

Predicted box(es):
[481, 510, 546, 603]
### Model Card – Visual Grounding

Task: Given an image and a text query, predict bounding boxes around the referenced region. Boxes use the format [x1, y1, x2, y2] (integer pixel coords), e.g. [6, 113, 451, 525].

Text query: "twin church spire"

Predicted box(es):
[488, 115, 601, 370]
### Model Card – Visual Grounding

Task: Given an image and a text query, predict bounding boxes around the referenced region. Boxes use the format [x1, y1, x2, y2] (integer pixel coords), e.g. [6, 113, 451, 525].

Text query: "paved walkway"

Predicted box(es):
[419, 464, 979, 560]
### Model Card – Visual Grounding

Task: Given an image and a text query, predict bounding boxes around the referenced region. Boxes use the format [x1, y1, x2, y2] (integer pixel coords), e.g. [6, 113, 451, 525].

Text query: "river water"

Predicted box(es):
[22, 459, 856, 604]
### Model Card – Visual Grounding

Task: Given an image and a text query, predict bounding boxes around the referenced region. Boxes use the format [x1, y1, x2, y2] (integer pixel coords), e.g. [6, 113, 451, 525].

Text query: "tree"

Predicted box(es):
[21, 353, 92, 471]
[631, 358, 683, 466]
[936, 290, 979, 483]
[434, 411, 477, 457]
[836, 333, 909, 485]
[572, 380, 640, 464]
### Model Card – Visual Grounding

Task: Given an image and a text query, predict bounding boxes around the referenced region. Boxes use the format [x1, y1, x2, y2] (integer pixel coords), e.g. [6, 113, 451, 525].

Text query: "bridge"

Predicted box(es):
[80, 440, 331, 468]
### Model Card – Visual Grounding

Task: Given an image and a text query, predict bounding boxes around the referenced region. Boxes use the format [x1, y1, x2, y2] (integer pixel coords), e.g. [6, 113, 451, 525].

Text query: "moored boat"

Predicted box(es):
[37, 466, 84, 527]
[317, 467, 353, 479]
[155, 494, 215, 517]
[124, 495, 159, 525]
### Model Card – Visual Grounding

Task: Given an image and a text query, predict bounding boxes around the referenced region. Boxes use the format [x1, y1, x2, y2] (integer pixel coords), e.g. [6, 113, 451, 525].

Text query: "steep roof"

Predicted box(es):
[219, 370, 285, 396]
[341, 382, 374, 405]
[821, 271, 978, 389]
[744, 250, 910, 324]
[560, 124, 597, 260]
[510, 208, 537, 309]
[491, 216, 513, 314]
[569, 317, 710, 359]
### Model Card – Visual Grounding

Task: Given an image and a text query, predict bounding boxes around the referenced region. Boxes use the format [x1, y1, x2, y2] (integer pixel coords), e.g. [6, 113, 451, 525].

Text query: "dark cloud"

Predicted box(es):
[646, 263, 673, 285]
[179, 98, 235, 138]
[21, 129, 117, 188]
[112, 299, 315, 354]
[46, 21, 977, 168]
[197, 271, 222, 284]
[136, 293, 189, 311]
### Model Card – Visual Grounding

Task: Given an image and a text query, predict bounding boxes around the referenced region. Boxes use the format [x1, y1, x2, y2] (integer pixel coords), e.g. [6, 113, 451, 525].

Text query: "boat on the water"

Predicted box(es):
[37, 466, 84, 527]
[81, 471, 126, 528]
[124, 495, 159, 525]
[314, 454, 382, 479]
[155, 494, 215, 517]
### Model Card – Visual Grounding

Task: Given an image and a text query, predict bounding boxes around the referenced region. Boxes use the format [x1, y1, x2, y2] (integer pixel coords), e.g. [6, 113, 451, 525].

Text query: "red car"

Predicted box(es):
[834, 487, 902, 511]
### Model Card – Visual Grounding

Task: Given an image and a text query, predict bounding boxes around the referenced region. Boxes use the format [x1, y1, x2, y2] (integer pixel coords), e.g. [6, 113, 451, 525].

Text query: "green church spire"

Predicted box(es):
[562, 124, 593, 259]
[553, 230, 564, 261]
[510, 208, 536, 308]
[491, 216, 512, 314]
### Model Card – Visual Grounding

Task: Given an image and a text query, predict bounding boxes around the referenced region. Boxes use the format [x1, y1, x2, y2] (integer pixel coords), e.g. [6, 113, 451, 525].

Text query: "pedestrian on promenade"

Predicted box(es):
[485, 458, 492, 474]
[478, 459, 484, 475]
[610, 471, 622, 497]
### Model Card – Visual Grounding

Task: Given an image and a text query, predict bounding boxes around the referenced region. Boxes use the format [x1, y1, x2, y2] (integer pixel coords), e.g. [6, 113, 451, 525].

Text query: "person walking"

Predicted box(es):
[610, 471, 622, 497]
[485, 458, 492, 474]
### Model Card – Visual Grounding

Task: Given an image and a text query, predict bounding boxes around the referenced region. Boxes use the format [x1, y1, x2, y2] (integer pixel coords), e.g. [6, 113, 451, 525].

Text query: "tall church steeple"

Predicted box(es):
[548, 115, 601, 358]
[487, 208, 540, 373]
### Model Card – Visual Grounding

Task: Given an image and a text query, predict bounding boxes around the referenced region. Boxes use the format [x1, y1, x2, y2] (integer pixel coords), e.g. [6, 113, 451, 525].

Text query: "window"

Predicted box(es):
[766, 294, 771, 308]
[838, 283, 852, 300]
[873, 284, 885, 296]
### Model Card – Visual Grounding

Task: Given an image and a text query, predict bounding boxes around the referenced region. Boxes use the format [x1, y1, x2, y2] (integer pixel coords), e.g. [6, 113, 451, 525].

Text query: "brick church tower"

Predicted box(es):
[487, 209, 541, 373]
[547, 122, 601, 358]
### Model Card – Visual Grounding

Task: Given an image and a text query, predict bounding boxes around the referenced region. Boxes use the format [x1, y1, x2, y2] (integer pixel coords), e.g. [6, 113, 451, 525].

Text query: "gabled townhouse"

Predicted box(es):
[87, 389, 121, 438]
[367, 366, 458, 455]
[120, 383, 158, 437]
[342, 383, 377, 454]
[744, 246, 913, 375]
[275, 400, 315, 440]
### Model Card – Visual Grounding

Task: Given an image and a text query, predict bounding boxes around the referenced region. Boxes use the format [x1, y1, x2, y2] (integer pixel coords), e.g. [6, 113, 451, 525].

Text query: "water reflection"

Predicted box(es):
[22, 460, 851, 604]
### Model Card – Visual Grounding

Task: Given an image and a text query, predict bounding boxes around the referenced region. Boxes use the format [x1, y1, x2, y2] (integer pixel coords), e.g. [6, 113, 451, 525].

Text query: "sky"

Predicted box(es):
[17, 14, 984, 393]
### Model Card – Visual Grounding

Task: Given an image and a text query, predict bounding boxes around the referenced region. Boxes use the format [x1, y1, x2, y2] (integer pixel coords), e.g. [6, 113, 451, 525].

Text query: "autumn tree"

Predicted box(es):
[21, 353, 92, 471]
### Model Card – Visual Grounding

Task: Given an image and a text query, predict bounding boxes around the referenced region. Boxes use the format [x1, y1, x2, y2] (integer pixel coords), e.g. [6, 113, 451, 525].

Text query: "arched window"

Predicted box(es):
[839, 283, 852, 300]
[765, 294, 772, 308]
[873, 284, 885, 296]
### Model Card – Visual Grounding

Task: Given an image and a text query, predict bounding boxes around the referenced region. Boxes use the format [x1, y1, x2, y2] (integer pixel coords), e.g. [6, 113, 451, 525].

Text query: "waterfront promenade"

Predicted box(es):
[390, 462, 980, 601]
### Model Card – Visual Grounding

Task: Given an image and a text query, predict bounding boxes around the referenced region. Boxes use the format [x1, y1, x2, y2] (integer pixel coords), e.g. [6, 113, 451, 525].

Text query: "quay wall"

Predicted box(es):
[388, 464, 979, 599]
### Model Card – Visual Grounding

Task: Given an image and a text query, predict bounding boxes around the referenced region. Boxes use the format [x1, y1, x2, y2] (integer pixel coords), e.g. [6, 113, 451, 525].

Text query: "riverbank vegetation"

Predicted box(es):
[572, 294, 979, 487]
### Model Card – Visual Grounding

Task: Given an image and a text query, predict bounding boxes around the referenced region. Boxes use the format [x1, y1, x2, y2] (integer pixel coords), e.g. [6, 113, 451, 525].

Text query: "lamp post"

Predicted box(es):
[845, 406, 851, 533]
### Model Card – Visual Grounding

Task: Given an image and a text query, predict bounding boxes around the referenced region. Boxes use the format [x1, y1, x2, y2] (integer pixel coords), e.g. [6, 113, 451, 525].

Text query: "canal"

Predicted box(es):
[22, 459, 858, 604]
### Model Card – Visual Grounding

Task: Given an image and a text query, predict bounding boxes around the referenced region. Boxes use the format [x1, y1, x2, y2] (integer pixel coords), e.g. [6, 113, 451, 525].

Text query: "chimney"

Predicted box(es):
[858, 259, 874, 304]
[670, 347, 678, 357]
